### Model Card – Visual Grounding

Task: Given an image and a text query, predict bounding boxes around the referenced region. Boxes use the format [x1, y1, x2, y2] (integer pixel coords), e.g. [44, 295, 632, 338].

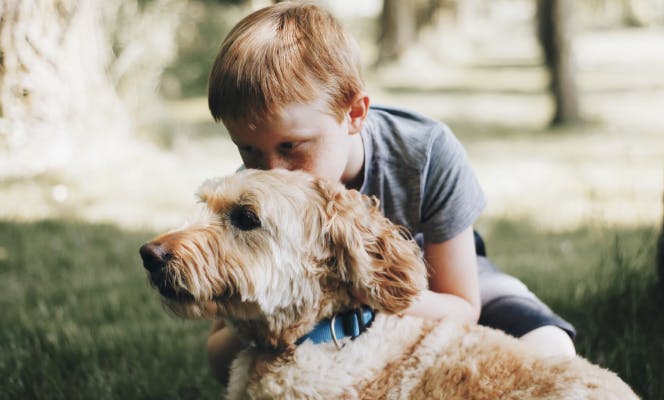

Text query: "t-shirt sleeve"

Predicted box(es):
[419, 124, 486, 243]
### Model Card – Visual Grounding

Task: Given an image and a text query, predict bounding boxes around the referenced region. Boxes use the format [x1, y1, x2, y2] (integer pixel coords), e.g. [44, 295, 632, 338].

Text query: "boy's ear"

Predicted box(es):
[347, 94, 370, 135]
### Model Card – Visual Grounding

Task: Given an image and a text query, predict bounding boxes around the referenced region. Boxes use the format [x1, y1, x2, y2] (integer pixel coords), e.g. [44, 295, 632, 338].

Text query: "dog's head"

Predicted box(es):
[140, 169, 427, 347]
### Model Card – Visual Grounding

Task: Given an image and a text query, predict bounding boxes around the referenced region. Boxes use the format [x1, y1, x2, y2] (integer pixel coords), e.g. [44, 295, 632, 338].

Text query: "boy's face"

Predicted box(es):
[225, 100, 364, 186]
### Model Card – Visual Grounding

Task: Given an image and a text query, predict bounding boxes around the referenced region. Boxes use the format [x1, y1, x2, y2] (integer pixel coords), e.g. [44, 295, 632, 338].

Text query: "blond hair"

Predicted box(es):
[208, 2, 364, 127]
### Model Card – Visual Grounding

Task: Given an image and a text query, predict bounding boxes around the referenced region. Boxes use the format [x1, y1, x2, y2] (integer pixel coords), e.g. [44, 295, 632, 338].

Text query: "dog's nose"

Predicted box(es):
[140, 242, 170, 272]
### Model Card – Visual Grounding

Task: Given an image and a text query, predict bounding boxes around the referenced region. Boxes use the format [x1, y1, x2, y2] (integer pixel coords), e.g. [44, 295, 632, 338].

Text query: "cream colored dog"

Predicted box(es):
[140, 169, 638, 400]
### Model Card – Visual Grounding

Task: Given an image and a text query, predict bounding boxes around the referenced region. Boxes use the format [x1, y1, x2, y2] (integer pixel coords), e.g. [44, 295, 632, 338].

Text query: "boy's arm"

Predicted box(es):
[402, 226, 481, 324]
[207, 320, 246, 385]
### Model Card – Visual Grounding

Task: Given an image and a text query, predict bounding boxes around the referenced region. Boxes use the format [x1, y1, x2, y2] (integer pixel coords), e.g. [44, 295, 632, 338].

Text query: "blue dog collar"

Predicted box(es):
[296, 306, 375, 349]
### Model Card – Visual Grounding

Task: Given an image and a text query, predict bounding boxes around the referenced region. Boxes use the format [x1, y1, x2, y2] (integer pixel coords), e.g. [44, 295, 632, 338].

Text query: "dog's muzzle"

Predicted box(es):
[140, 242, 171, 272]
[140, 242, 195, 300]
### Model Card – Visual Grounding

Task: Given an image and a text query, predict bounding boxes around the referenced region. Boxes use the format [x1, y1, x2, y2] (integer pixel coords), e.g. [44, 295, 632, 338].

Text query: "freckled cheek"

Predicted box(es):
[303, 155, 341, 181]
[290, 153, 316, 173]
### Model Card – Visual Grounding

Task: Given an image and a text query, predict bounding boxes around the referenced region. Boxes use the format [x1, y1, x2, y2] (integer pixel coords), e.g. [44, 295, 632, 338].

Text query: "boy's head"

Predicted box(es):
[208, 2, 364, 129]
[207, 2, 369, 187]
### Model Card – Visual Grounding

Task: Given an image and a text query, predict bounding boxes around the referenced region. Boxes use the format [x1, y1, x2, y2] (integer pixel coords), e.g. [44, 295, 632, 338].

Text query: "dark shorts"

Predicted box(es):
[476, 256, 576, 339]
[419, 231, 576, 339]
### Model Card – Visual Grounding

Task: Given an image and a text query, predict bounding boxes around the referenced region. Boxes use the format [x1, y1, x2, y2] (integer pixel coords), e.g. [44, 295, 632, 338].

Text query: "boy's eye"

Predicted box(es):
[278, 141, 307, 154]
[278, 142, 296, 151]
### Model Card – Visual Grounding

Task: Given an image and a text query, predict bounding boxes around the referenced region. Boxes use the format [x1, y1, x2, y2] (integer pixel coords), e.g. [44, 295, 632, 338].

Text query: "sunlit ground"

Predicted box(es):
[1, 24, 662, 234]
[371, 25, 664, 231]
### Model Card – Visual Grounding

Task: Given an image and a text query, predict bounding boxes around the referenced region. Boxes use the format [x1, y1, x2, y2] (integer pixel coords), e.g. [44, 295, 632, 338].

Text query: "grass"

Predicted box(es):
[0, 220, 218, 400]
[1, 218, 662, 399]
[486, 219, 664, 399]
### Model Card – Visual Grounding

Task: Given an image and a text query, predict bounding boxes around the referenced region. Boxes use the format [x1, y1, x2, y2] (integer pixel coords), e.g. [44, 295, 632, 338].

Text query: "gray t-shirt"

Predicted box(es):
[359, 105, 486, 243]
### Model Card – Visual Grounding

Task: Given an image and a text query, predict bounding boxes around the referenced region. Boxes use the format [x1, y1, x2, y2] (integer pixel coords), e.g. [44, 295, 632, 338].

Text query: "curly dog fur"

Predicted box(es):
[140, 169, 638, 399]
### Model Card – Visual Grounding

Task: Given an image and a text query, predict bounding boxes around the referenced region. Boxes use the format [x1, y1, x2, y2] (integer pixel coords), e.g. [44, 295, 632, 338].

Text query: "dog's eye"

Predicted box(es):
[230, 206, 262, 231]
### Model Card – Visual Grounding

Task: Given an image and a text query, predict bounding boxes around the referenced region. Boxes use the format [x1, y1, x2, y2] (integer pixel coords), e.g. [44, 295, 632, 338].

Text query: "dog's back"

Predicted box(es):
[407, 322, 638, 400]
[225, 314, 638, 400]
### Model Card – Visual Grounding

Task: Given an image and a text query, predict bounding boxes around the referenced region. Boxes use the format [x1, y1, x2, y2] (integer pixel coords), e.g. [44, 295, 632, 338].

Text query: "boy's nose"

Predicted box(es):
[263, 154, 289, 170]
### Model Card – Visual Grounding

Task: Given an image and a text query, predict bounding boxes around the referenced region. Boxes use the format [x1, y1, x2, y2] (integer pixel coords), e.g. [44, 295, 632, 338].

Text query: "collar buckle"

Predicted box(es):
[296, 306, 376, 348]
[328, 314, 344, 350]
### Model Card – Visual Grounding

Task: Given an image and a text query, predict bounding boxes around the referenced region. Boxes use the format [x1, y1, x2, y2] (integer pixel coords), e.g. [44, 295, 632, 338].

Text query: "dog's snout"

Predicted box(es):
[140, 242, 170, 272]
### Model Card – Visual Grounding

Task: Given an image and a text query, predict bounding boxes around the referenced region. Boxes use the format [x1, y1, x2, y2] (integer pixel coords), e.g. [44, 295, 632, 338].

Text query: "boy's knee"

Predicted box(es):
[520, 325, 576, 358]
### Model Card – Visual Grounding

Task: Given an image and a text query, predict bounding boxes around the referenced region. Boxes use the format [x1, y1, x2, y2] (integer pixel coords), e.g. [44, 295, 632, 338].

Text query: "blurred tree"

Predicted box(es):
[658, 193, 664, 283]
[416, 0, 446, 30]
[378, 0, 417, 63]
[377, 0, 484, 64]
[0, 0, 184, 177]
[536, 0, 581, 126]
[620, 0, 660, 27]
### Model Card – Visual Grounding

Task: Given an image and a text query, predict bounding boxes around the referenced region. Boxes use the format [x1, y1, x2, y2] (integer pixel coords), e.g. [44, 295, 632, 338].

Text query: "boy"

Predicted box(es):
[206, 2, 576, 385]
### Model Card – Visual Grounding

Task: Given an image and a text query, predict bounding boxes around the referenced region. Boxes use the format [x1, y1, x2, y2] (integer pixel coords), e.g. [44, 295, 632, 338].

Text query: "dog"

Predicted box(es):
[139, 169, 638, 399]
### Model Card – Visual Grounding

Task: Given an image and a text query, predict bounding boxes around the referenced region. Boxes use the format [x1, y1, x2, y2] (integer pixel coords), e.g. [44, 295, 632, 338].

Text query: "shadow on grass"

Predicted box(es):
[382, 85, 544, 97]
[426, 117, 607, 143]
[1, 218, 661, 399]
[483, 219, 663, 399]
[381, 83, 664, 97]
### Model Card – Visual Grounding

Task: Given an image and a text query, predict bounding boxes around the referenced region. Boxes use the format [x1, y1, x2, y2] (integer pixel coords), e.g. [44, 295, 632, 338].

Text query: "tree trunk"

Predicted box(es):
[0, 0, 184, 178]
[0, 0, 122, 177]
[415, 0, 444, 32]
[378, 0, 417, 63]
[658, 192, 664, 284]
[621, 0, 648, 27]
[536, 0, 581, 126]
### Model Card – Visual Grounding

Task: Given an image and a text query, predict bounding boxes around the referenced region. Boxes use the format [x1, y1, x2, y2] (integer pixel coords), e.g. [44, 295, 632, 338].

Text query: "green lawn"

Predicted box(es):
[1, 218, 661, 399]
[0, 220, 218, 400]
[487, 219, 664, 399]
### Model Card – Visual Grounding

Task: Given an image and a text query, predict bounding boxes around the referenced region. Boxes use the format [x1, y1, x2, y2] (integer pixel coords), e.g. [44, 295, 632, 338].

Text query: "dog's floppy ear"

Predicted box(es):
[314, 178, 428, 314]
